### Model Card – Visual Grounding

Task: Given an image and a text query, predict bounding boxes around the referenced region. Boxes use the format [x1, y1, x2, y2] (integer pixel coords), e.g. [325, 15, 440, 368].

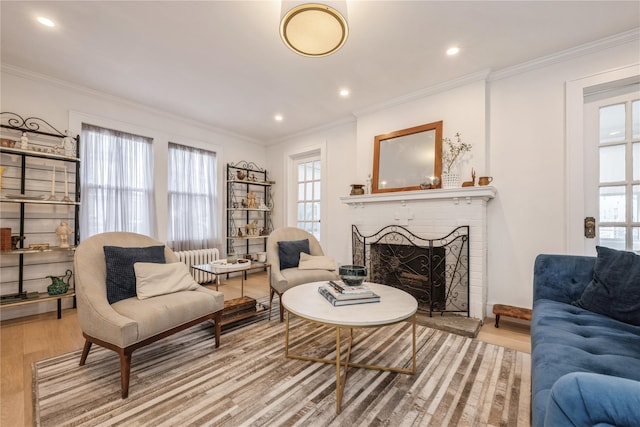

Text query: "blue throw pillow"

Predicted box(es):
[278, 239, 310, 270]
[573, 246, 640, 326]
[104, 245, 166, 304]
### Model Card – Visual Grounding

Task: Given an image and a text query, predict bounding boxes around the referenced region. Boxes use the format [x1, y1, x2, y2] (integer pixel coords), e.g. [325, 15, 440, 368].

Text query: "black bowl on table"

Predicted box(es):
[338, 265, 367, 287]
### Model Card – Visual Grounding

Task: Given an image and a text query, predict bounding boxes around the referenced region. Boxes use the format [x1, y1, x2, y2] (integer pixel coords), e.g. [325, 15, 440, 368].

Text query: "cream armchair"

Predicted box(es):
[266, 227, 339, 321]
[74, 232, 224, 398]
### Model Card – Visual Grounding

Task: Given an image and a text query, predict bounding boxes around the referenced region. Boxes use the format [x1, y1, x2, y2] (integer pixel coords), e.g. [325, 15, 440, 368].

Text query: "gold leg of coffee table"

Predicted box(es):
[284, 313, 417, 414]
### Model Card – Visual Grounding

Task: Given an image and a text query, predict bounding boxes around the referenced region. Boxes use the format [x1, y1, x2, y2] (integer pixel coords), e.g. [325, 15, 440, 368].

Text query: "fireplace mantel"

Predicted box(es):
[339, 186, 496, 206]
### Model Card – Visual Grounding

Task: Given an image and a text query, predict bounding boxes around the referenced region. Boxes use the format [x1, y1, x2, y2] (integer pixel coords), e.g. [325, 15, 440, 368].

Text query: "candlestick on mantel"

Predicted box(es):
[47, 165, 57, 201]
[62, 166, 71, 203]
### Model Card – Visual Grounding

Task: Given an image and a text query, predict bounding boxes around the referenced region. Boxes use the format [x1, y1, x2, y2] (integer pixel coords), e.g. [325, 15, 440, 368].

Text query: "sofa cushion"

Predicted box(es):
[531, 299, 640, 427]
[111, 287, 224, 345]
[104, 245, 166, 304]
[298, 253, 336, 270]
[544, 372, 640, 427]
[134, 262, 200, 299]
[573, 246, 640, 326]
[277, 239, 310, 270]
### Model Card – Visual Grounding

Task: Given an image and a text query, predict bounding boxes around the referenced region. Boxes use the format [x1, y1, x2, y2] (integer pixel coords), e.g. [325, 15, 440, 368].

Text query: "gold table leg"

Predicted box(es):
[284, 313, 417, 414]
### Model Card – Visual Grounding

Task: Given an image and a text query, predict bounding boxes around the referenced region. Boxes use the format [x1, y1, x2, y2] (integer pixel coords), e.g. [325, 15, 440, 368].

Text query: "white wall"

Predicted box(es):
[487, 41, 639, 310]
[0, 68, 267, 319]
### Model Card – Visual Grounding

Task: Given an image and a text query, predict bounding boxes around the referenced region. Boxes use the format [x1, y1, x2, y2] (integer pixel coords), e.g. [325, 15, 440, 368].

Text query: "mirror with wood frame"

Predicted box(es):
[372, 121, 443, 193]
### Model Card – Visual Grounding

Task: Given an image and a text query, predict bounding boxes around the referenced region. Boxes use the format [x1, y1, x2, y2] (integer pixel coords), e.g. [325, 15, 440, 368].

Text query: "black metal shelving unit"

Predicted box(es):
[226, 161, 273, 257]
[0, 112, 80, 318]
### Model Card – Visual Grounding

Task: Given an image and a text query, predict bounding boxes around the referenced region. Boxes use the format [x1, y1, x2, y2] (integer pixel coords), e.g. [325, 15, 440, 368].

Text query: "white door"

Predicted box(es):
[583, 88, 640, 254]
[566, 65, 640, 255]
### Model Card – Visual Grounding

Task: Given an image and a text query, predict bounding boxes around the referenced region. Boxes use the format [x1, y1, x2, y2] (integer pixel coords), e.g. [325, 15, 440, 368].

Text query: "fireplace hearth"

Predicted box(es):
[352, 225, 469, 316]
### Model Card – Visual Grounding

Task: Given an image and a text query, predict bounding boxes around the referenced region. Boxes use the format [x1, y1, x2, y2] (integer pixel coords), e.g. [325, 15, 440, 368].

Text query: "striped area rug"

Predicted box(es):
[33, 316, 531, 426]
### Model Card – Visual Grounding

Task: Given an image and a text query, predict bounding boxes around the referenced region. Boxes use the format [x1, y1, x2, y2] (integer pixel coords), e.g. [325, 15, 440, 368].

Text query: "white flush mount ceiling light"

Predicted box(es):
[280, 2, 348, 57]
[37, 16, 55, 27]
[446, 46, 460, 56]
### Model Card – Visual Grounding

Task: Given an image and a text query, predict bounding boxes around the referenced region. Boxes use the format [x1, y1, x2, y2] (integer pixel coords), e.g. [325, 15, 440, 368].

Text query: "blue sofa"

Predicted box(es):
[531, 253, 640, 427]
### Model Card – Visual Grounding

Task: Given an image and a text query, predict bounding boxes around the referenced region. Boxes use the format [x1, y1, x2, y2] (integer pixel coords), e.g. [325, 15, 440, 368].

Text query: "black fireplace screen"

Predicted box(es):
[352, 225, 469, 316]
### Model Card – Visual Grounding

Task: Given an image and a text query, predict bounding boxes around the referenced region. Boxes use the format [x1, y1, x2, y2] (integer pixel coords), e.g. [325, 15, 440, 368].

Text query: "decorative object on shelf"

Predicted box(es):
[11, 235, 25, 250]
[55, 221, 72, 248]
[258, 197, 268, 210]
[236, 170, 246, 180]
[260, 227, 269, 236]
[246, 191, 257, 208]
[46, 269, 72, 295]
[462, 169, 476, 187]
[419, 176, 440, 190]
[62, 165, 71, 202]
[350, 184, 365, 195]
[237, 227, 243, 237]
[245, 220, 258, 236]
[257, 252, 267, 263]
[339, 264, 367, 287]
[62, 130, 76, 157]
[48, 165, 57, 201]
[20, 132, 29, 149]
[1, 138, 15, 148]
[478, 176, 494, 186]
[365, 174, 372, 194]
[29, 243, 50, 250]
[241, 198, 247, 208]
[441, 132, 472, 189]
[0, 165, 5, 190]
[250, 173, 257, 182]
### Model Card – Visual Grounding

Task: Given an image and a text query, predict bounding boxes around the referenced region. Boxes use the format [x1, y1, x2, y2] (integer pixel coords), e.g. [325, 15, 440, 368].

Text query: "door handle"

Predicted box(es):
[584, 217, 596, 238]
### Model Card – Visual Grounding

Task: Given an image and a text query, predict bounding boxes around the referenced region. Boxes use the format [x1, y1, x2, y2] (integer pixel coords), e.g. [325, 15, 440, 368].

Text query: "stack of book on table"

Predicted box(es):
[318, 280, 380, 306]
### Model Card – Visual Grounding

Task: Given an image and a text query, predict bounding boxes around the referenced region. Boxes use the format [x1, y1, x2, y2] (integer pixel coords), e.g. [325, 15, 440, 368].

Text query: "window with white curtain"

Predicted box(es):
[80, 123, 157, 239]
[167, 142, 219, 251]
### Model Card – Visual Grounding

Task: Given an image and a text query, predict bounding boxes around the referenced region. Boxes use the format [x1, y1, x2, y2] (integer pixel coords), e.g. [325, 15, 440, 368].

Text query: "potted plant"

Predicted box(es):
[441, 132, 472, 188]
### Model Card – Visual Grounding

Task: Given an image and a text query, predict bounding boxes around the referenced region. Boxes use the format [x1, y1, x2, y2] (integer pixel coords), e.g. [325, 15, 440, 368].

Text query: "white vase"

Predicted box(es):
[441, 172, 460, 189]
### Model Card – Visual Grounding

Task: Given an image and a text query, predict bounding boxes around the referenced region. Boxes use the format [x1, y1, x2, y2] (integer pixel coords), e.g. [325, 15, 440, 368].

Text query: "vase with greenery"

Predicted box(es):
[441, 132, 472, 188]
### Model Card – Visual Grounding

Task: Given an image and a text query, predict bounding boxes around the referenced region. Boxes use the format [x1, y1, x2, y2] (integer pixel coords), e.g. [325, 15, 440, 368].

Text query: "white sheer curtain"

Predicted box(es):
[80, 123, 157, 239]
[167, 142, 219, 251]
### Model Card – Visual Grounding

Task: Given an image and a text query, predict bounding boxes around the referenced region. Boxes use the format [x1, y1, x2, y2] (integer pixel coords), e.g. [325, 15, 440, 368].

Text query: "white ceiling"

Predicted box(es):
[2, 1, 639, 144]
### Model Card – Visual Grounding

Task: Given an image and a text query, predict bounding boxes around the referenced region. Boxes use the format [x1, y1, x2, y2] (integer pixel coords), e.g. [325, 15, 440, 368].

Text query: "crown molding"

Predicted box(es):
[489, 28, 640, 82]
[1, 63, 262, 145]
[353, 70, 491, 118]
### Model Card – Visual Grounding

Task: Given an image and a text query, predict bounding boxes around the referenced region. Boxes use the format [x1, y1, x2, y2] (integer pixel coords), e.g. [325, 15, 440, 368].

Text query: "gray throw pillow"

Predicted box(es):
[573, 246, 640, 326]
[104, 245, 166, 304]
[277, 239, 310, 270]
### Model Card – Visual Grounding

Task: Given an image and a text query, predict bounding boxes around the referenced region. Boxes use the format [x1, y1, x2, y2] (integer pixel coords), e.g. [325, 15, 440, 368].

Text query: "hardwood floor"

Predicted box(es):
[0, 271, 530, 426]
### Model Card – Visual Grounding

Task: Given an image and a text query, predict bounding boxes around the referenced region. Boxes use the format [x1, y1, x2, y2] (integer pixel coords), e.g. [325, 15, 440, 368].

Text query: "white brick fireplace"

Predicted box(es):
[340, 186, 496, 320]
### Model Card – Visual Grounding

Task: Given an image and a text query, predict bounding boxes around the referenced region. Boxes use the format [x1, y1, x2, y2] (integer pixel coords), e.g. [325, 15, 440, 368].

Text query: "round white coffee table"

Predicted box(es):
[281, 281, 418, 414]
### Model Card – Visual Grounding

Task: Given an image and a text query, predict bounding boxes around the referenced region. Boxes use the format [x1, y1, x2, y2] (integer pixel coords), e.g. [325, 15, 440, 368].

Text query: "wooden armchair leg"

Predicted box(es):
[214, 312, 222, 348]
[279, 297, 285, 322]
[119, 351, 132, 399]
[268, 288, 275, 321]
[79, 340, 92, 365]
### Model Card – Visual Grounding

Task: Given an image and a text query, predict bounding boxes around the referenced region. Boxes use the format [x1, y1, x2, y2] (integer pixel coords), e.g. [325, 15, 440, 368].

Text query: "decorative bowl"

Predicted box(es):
[339, 265, 367, 286]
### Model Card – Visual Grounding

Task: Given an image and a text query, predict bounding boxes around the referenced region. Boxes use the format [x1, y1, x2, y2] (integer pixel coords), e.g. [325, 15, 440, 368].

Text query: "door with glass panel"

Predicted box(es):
[585, 91, 640, 254]
[294, 157, 321, 241]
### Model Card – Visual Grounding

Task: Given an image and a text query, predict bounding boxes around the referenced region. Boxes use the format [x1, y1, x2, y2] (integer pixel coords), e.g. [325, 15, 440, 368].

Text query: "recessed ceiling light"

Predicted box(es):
[339, 88, 350, 97]
[446, 46, 460, 56]
[37, 16, 55, 27]
[274, 114, 283, 122]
